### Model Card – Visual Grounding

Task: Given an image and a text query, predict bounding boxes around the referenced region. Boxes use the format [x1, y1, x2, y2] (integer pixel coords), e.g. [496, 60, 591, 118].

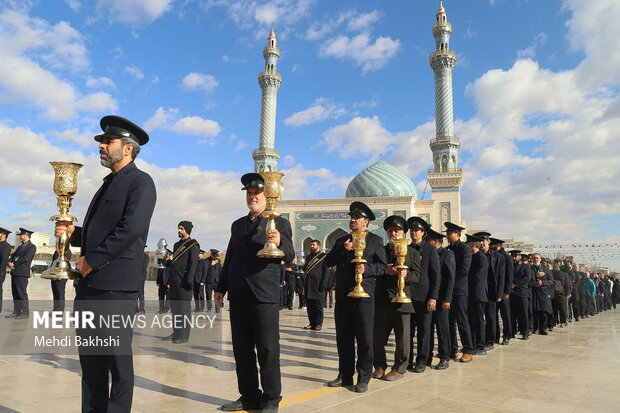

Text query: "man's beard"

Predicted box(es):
[178, 231, 183, 238]
[388, 234, 403, 247]
[100, 147, 123, 168]
[247, 202, 262, 214]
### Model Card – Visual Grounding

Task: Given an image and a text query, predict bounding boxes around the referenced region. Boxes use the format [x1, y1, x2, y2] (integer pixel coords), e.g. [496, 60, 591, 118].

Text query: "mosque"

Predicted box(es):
[252, 3, 465, 253]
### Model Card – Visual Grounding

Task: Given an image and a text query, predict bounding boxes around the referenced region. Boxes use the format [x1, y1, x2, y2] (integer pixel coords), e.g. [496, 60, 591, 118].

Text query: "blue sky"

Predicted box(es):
[0, 0, 619, 271]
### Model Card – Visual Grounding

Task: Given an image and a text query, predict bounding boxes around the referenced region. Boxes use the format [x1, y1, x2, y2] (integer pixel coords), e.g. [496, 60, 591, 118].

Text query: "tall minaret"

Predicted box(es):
[252, 26, 282, 173]
[427, 1, 464, 223]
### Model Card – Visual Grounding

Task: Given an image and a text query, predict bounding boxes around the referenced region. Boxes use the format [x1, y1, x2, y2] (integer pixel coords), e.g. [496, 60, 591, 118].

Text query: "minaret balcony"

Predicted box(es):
[429, 51, 456, 69]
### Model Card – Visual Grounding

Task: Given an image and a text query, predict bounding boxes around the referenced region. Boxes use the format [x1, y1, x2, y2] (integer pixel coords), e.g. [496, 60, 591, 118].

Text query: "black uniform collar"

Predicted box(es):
[103, 161, 137, 183]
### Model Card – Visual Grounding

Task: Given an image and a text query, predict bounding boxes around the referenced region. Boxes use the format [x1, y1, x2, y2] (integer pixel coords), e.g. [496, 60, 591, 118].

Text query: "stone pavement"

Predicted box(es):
[0, 277, 619, 412]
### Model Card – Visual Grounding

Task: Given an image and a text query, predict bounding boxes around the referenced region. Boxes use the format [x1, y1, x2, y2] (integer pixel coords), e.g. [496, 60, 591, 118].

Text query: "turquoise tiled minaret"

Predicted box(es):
[428, 1, 464, 192]
[252, 26, 282, 173]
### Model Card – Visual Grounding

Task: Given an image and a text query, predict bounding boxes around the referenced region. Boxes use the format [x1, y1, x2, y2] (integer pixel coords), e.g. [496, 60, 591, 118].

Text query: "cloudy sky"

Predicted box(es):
[0, 0, 619, 271]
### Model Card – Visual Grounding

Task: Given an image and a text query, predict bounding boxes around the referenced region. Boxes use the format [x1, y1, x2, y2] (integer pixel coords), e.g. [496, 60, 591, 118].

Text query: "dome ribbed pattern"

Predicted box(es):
[345, 160, 417, 198]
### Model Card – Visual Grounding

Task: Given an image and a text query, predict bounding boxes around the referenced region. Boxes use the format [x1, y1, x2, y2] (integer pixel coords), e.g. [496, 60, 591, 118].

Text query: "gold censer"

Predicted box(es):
[41, 162, 83, 280]
[256, 171, 286, 259]
[391, 238, 412, 303]
[347, 231, 370, 298]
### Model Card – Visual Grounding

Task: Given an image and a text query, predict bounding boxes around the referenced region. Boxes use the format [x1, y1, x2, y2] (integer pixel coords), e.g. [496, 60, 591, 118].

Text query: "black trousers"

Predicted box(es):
[11, 276, 29, 315]
[229, 299, 281, 407]
[570, 296, 580, 320]
[193, 282, 205, 311]
[137, 281, 145, 312]
[0, 273, 5, 312]
[510, 295, 529, 336]
[468, 301, 486, 350]
[284, 283, 295, 309]
[75, 287, 137, 413]
[449, 295, 473, 355]
[373, 303, 410, 373]
[157, 285, 169, 312]
[409, 300, 432, 366]
[495, 298, 512, 340]
[552, 296, 567, 324]
[205, 284, 217, 311]
[51, 279, 67, 312]
[306, 298, 324, 327]
[169, 282, 193, 339]
[335, 298, 374, 384]
[484, 301, 497, 346]
[528, 297, 534, 332]
[429, 306, 450, 361]
[535, 311, 547, 333]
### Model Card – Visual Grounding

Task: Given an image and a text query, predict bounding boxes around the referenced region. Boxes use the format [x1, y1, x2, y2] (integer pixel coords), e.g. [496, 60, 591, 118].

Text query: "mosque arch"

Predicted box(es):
[324, 228, 349, 252]
[301, 237, 313, 255]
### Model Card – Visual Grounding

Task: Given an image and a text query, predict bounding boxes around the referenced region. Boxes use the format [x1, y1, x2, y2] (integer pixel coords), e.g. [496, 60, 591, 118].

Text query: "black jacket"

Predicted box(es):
[303, 251, 329, 300]
[512, 262, 533, 298]
[500, 249, 514, 296]
[374, 243, 420, 313]
[447, 240, 471, 297]
[325, 232, 387, 303]
[0, 240, 12, 279]
[531, 265, 553, 313]
[73, 162, 157, 291]
[10, 241, 36, 277]
[410, 240, 441, 302]
[484, 249, 505, 301]
[216, 214, 294, 303]
[167, 238, 200, 294]
[437, 246, 455, 303]
[468, 250, 488, 303]
[205, 258, 222, 284]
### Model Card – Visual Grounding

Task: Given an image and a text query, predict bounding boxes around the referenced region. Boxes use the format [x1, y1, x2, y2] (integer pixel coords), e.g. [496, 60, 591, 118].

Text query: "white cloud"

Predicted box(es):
[182, 72, 219, 92]
[280, 164, 350, 199]
[305, 9, 380, 41]
[319, 33, 400, 74]
[172, 116, 222, 138]
[346, 10, 380, 31]
[86, 76, 115, 89]
[0, 8, 114, 120]
[65, 0, 81, 11]
[284, 98, 347, 127]
[282, 154, 295, 166]
[233, 140, 248, 152]
[96, 0, 175, 25]
[125, 65, 144, 80]
[321, 116, 396, 160]
[143, 107, 178, 131]
[517, 32, 548, 59]
[52, 128, 96, 148]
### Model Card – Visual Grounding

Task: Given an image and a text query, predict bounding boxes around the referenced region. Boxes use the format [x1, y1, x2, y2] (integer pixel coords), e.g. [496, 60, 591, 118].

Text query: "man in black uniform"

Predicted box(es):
[303, 240, 329, 331]
[466, 234, 488, 355]
[531, 253, 554, 335]
[406, 216, 440, 373]
[551, 260, 572, 327]
[165, 221, 200, 343]
[509, 250, 532, 340]
[156, 249, 172, 313]
[51, 249, 72, 312]
[473, 232, 504, 351]
[194, 250, 207, 312]
[55, 115, 156, 412]
[444, 222, 473, 363]
[325, 201, 386, 393]
[205, 249, 221, 313]
[6, 228, 36, 319]
[0, 227, 12, 314]
[373, 215, 420, 381]
[426, 228, 454, 370]
[490, 238, 513, 345]
[215, 173, 294, 413]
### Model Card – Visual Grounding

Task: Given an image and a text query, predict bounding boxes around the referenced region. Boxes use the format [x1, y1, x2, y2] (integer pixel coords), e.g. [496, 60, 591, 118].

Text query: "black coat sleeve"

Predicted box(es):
[183, 244, 200, 288]
[427, 246, 441, 300]
[442, 250, 456, 303]
[362, 237, 387, 277]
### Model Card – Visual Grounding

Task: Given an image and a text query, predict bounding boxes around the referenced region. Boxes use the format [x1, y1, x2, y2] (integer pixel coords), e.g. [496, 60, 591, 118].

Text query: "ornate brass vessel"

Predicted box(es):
[41, 162, 83, 280]
[347, 231, 370, 298]
[391, 238, 412, 303]
[256, 171, 286, 259]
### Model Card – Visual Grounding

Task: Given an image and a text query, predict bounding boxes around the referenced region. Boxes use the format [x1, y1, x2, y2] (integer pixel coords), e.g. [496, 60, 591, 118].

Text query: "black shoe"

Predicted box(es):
[449, 353, 458, 360]
[484, 344, 494, 351]
[539, 330, 548, 335]
[406, 364, 416, 372]
[261, 405, 279, 413]
[355, 383, 368, 393]
[501, 339, 510, 346]
[435, 360, 449, 370]
[161, 334, 176, 341]
[472, 348, 487, 355]
[522, 334, 529, 340]
[4, 313, 17, 319]
[413, 364, 426, 373]
[221, 398, 261, 412]
[172, 337, 189, 344]
[327, 375, 352, 387]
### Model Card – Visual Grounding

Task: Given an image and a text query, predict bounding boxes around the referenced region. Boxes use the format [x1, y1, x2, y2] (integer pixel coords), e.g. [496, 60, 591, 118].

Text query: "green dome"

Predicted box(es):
[346, 160, 417, 198]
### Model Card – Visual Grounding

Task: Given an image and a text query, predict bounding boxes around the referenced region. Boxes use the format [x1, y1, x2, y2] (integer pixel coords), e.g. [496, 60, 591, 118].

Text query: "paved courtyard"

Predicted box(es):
[0, 277, 619, 412]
